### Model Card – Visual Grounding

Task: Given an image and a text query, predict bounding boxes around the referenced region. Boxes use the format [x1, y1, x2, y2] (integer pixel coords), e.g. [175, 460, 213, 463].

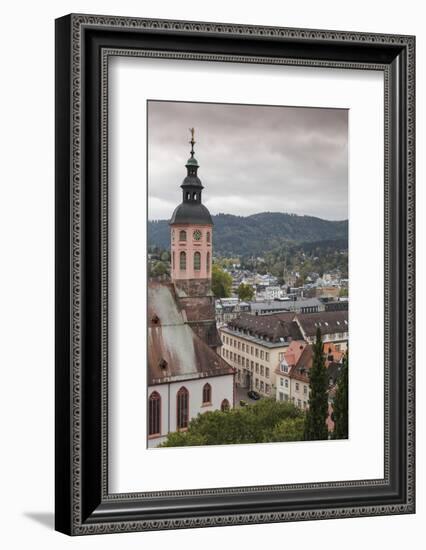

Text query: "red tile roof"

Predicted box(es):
[148, 282, 234, 385]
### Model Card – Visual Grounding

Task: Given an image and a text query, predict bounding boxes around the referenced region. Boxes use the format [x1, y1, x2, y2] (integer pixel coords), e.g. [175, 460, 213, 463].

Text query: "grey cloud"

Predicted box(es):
[148, 101, 348, 221]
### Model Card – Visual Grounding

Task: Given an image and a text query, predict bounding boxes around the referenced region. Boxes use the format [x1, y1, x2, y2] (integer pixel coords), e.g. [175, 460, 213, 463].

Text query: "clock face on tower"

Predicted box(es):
[193, 230, 202, 241]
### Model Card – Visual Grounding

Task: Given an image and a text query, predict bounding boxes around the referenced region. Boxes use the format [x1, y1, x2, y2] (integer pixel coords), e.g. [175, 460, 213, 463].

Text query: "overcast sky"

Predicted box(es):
[148, 101, 348, 221]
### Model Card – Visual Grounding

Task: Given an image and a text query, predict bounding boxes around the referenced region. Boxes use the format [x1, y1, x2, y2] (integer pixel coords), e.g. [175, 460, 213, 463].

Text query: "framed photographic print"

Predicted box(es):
[55, 14, 415, 535]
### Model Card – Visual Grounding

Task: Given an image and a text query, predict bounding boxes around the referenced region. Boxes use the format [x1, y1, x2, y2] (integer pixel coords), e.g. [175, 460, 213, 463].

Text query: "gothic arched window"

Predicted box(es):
[179, 230, 187, 242]
[180, 251, 186, 270]
[148, 391, 161, 436]
[206, 252, 210, 273]
[194, 251, 201, 271]
[221, 399, 230, 412]
[176, 387, 189, 430]
[202, 383, 212, 405]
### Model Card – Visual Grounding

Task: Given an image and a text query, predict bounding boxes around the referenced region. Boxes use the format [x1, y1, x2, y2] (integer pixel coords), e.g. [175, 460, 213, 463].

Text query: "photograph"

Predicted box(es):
[147, 100, 349, 449]
[52, 10, 415, 538]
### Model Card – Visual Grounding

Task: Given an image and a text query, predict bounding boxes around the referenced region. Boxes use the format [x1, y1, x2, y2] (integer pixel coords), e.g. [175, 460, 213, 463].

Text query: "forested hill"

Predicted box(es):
[148, 212, 348, 257]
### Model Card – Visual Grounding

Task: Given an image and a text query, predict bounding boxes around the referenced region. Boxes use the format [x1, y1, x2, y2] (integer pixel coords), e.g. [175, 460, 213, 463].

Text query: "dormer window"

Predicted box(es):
[158, 358, 168, 369]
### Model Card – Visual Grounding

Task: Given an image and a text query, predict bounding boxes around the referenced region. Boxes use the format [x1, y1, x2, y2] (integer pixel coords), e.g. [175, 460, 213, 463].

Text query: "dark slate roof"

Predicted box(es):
[250, 301, 291, 313]
[148, 282, 234, 385]
[181, 174, 203, 187]
[169, 202, 213, 226]
[296, 310, 348, 337]
[227, 312, 302, 343]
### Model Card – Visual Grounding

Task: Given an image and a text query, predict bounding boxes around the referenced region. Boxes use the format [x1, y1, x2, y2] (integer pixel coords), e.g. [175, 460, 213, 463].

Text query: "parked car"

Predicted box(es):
[247, 390, 261, 400]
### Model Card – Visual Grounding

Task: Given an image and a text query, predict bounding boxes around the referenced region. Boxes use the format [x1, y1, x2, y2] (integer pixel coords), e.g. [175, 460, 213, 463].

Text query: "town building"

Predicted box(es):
[219, 309, 348, 400]
[295, 310, 349, 351]
[215, 297, 250, 325]
[281, 297, 325, 314]
[250, 300, 292, 316]
[323, 299, 349, 312]
[276, 340, 345, 411]
[147, 130, 235, 447]
[276, 341, 311, 409]
[219, 312, 303, 397]
[304, 285, 340, 299]
[248, 297, 330, 315]
[255, 285, 284, 301]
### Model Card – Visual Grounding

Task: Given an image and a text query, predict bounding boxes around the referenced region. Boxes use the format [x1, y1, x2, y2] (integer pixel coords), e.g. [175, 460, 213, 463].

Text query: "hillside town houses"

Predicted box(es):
[219, 310, 348, 405]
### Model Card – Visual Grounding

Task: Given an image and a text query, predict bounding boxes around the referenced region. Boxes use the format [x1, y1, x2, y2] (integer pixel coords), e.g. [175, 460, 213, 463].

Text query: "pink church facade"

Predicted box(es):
[170, 224, 212, 281]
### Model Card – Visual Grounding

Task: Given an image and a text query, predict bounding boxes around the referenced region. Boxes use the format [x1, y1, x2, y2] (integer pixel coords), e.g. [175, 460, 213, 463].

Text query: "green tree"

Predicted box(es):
[270, 417, 305, 442]
[304, 328, 329, 440]
[160, 250, 170, 262]
[237, 283, 254, 302]
[151, 260, 168, 278]
[333, 352, 349, 439]
[211, 264, 233, 298]
[160, 399, 304, 447]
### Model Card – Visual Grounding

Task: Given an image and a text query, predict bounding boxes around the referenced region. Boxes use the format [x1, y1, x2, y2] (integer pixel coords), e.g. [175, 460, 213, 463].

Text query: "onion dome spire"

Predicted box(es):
[169, 128, 213, 226]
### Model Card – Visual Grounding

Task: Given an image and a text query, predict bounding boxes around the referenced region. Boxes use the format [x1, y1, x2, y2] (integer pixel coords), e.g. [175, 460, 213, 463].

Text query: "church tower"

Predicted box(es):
[169, 130, 220, 350]
[170, 128, 213, 284]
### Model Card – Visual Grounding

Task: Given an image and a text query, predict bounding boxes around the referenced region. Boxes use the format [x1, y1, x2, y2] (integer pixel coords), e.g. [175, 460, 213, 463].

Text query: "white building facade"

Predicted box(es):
[148, 375, 235, 448]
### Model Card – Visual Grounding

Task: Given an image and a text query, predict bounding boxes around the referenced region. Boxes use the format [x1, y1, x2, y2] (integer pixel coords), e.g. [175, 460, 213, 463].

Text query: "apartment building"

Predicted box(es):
[219, 313, 303, 397]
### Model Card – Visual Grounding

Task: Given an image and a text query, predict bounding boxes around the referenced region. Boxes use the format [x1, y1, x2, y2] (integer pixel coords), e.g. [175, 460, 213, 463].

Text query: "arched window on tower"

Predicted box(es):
[180, 251, 186, 270]
[202, 383, 212, 405]
[206, 231, 211, 243]
[179, 230, 187, 242]
[176, 387, 189, 430]
[186, 192, 191, 200]
[221, 399, 230, 412]
[193, 192, 197, 201]
[206, 252, 210, 273]
[194, 251, 201, 271]
[148, 391, 161, 436]
[172, 251, 175, 269]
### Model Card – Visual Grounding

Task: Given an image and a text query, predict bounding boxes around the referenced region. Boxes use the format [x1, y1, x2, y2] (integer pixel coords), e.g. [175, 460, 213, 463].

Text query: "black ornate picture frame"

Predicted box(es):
[55, 14, 415, 535]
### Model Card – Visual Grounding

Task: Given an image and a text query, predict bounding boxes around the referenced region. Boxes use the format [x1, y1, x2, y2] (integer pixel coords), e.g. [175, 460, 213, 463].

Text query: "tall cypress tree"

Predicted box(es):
[333, 351, 349, 439]
[304, 327, 329, 441]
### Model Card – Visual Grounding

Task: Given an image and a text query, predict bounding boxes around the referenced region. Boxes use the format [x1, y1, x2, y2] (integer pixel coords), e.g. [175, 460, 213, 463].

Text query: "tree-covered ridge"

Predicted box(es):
[148, 212, 348, 256]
